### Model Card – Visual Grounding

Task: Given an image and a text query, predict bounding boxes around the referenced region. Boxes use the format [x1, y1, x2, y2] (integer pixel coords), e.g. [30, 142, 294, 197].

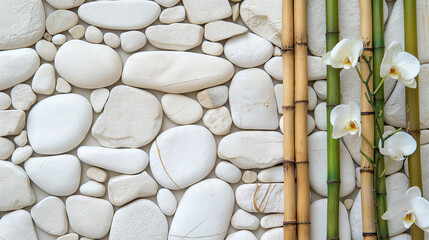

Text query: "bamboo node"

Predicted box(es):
[281, 46, 294, 52]
[282, 105, 295, 110]
[295, 100, 309, 104]
[360, 169, 374, 173]
[326, 103, 338, 107]
[283, 221, 297, 226]
[282, 159, 295, 164]
[295, 41, 308, 46]
[297, 221, 311, 225]
[327, 238, 340, 240]
[326, 30, 340, 34]
[363, 47, 373, 51]
[373, 45, 385, 50]
[407, 130, 421, 134]
[362, 232, 377, 237]
[361, 111, 374, 115]
[295, 161, 309, 164]
[377, 191, 387, 195]
[326, 180, 341, 184]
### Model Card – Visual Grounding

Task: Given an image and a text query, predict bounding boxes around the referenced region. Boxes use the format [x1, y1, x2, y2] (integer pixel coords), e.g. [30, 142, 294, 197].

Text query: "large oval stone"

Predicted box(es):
[310, 199, 351, 239]
[27, 94, 93, 155]
[149, 125, 216, 190]
[0, 48, 40, 90]
[55, 40, 122, 89]
[78, 1, 160, 30]
[122, 51, 234, 93]
[169, 179, 234, 240]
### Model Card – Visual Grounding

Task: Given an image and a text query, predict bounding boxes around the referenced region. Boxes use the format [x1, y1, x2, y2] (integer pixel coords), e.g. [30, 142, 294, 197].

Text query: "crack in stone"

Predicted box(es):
[155, 139, 181, 190]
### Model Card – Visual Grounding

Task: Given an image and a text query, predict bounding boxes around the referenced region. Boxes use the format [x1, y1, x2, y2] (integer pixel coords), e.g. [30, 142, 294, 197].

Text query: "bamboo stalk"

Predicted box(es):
[403, 0, 424, 239]
[282, 0, 297, 239]
[294, 0, 310, 239]
[359, 2, 377, 240]
[325, 0, 341, 239]
[372, 0, 390, 238]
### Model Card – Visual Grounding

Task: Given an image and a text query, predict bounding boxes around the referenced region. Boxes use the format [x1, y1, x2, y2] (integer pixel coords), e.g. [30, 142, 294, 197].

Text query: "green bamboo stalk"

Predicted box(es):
[403, 0, 424, 239]
[372, 1, 389, 239]
[325, 0, 340, 239]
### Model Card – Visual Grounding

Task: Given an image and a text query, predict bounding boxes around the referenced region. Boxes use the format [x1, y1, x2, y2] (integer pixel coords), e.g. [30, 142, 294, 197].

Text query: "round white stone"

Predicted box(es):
[182, 0, 232, 24]
[110, 199, 168, 240]
[27, 93, 92, 154]
[311, 199, 351, 239]
[45, 0, 84, 9]
[46, 10, 78, 35]
[24, 155, 81, 196]
[204, 20, 248, 42]
[226, 230, 258, 240]
[224, 32, 273, 68]
[146, 23, 203, 51]
[103, 32, 120, 48]
[14, 131, 27, 147]
[0, 210, 38, 240]
[201, 41, 224, 56]
[313, 80, 327, 100]
[90, 88, 109, 113]
[0, 92, 11, 110]
[78, 1, 160, 30]
[150, 125, 216, 190]
[159, 6, 186, 24]
[69, 25, 85, 39]
[0, 48, 40, 91]
[215, 161, 242, 183]
[31, 196, 68, 236]
[56, 77, 72, 93]
[308, 86, 318, 111]
[258, 165, 283, 182]
[156, 188, 177, 216]
[203, 106, 232, 135]
[120, 31, 147, 53]
[0, 160, 35, 211]
[0, 137, 14, 160]
[242, 170, 257, 183]
[260, 214, 283, 229]
[11, 145, 33, 165]
[218, 131, 283, 169]
[261, 228, 283, 240]
[232, 3, 240, 22]
[0, 110, 26, 137]
[32, 63, 56, 95]
[66, 195, 114, 239]
[155, 0, 180, 7]
[11, 84, 36, 110]
[161, 94, 203, 125]
[55, 40, 122, 89]
[79, 181, 106, 198]
[77, 146, 149, 174]
[0, 0, 45, 50]
[58, 233, 79, 240]
[91, 85, 162, 148]
[236, 183, 283, 213]
[169, 179, 234, 240]
[85, 26, 103, 44]
[231, 209, 259, 230]
[35, 40, 57, 62]
[86, 167, 107, 183]
[314, 102, 327, 130]
[197, 85, 228, 109]
[264, 57, 282, 81]
[52, 34, 67, 45]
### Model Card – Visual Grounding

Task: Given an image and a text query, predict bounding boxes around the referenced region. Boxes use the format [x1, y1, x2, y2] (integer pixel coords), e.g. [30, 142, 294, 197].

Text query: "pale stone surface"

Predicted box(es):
[0, 0, 45, 50]
[405, 145, 429, 199]
[309, 131, 355, 197]
[314, 102, 327, 130]
[242, 170, 257, 183]
[169, 179, 234, 240]
[313, 80, 327, 100]
[55, 40, 122, 89]
[197, 85, 228, 109]
[229, 68, 278, 129]
[108, 171, 158, 207]
[308, 56, 327, 80]
[161, 94, 203, 125]
[232, 3, 240, 22]
[344, 198, 354, 210]
[31, 196, 68, 236]
[182, 0, 232, 24]
[0, 48, 40, 91]
[35, 40, 57, 62]
[201, 41, 224, 56]
[66, 195, 114, 239]
[120, 31, 147, 53]
[157, 188, 177, 216]
[46, 0, 85, 9]
[78, 1, 161, 30]
[308, 86, 318, 111]
[52, 34, 67, 45]
[392, 234, 412, 240]
[264, 57, 282, 81]
[155, 0, 180, 7]
[159, 6, 186, 24]
[109, 199, 168, 240]
[219, 131, 283, 169]
[85, 26, 103, 44]
[14, 130, 27, 147]
[340, 67, 361, 107]
[56, 78, 72, 93]
[258, 165, 283, 182]
[236, 183, 283, 213]
[0, 160, 35, 211]
[224, 32, 273, 68]
[0, 92, 11, 110]
[46, 10, 78, 35]
[240, 0, 281, 46]
[0, 210, 38, 240]
[90, 88, 109, 113]
[87, 167, 107, 183]
[92, 86, 162, 148]
[25, 155, 81, 196]
[203, 106, 232, 135]
[0, 137, 14, 160]
[27, 94, 92, 154]
[281, 114, 317, 135]
[0, 110, 26, 137]
[78, 146, 149, 174]
[32, 63, 56, 95]
[260, 214, 283, 229]
[11, 145, 33, 165]
[11, 84, 36, 110]
[44, 32, 53, 41]
[103, 32, 120, 48]
[123, 51, 234, 93]
[204, 20, 248, 42]
[58, 233, 79, 240]
[215, 161, 242, 184]
[226, 230, 258, 240]
[69, 25, 85, 39]
[150, 125, 216, 190]
[231, 209, 259, 230]
[79, 181, 106, 198]
[261, 228, 283, 240]
[311, 199, 351, 240]
[146, 23, 203, 51]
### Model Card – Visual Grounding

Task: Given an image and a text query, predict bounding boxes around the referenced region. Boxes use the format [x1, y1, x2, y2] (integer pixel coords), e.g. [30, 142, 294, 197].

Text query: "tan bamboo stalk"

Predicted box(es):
[282, 0, 297, 239]
[294, 0, 310, 239]
[359, 1, 377, 240]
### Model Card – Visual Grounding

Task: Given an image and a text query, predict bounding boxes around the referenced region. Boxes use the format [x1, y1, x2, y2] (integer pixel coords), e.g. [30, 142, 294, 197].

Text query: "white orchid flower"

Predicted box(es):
[380, 41, 420, 88]
[382, 186, 429, 232]
[330, 102, 361, 139]
[379, 131, 417, 161]
[322, 36, 363, 69]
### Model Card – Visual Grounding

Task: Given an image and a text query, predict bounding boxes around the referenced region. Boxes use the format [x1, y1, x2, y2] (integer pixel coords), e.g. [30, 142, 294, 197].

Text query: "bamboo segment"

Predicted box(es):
[294, 1, 310, 239]
[282, 0, 297, 239]
[403, 0, 424, 239]
[372, 0, 390, 238]
[359, 1, 377, 240]
[325, 0, 341, 239]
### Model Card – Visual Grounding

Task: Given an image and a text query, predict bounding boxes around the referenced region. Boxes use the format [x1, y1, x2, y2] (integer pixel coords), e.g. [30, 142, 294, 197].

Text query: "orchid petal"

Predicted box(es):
[385, 132, 417, 156]
[405, 186, 422, 200]
[379, 146, 405, 161]
[331, 38, 353, 61]
[403, 79, 417, 88]
[351, 36, 364, 58]
[412, 197, 429, 231]
[332, 125, 349, 139]
[382, 195, 411, 220]
[348, 102, 361, 123]
[395, 52, 420, 80]
[380, 41, 402, 77]
[330, 104, 350, 127]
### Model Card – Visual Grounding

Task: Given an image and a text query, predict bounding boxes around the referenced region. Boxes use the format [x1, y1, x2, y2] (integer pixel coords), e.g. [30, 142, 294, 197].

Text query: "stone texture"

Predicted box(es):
[182, 0, 232, 24]
[236, 183, 283, 213]
[146, 23, 203, 51]
[31, 196, 68, 236]
[0, 110, 26, 137]
[0, 210, 38, 240]
[204, 20, 248, 42]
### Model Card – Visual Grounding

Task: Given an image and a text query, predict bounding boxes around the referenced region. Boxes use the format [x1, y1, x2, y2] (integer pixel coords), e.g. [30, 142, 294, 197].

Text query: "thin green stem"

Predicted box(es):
[378, 157, 391, 178]
[373, 76, 387, 95]
[362, 134, 376, 148]
[360, 150, 376, 166]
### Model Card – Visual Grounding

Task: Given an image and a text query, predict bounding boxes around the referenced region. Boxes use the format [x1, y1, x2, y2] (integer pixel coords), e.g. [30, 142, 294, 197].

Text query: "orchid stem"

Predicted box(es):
[362, 134, 376, 148]
[373, 76, 387, 95]
[360, 150, 376, 166]
[378, 157, 391, 178]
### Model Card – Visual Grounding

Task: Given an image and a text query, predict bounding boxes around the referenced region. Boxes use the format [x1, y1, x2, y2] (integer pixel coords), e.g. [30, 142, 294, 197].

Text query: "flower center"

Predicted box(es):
[402, 210, 416, 228]
[389, 66, 401, 79]
[342, 56, 352, 67]
[346, 120, 359, 134]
